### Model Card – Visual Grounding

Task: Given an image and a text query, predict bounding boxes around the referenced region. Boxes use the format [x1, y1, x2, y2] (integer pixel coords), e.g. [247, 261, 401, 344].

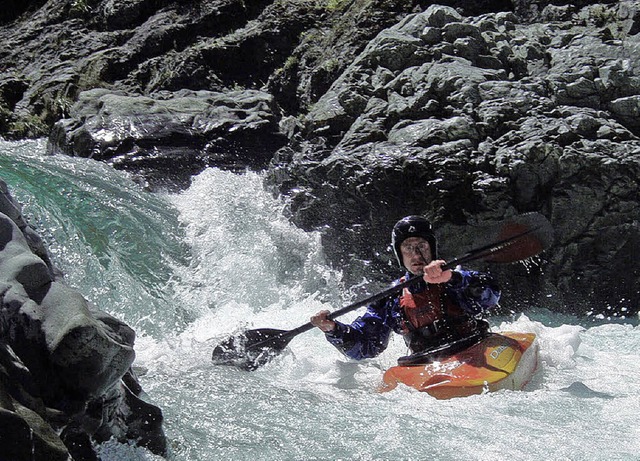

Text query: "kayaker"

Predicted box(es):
[310, 215, 501, 362]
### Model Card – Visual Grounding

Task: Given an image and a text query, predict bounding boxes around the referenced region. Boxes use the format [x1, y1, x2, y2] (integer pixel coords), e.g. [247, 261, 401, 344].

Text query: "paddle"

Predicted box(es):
[211, 212, 553, 371]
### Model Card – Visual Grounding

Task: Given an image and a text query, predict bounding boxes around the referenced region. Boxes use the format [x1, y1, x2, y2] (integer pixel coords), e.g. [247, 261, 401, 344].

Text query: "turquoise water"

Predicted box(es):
[0, 139, 192, 337]
[2, 139, 639, 461]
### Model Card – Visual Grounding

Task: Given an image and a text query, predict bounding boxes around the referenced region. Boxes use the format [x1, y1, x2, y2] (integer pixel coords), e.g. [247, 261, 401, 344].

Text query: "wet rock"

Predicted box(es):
[266, 3, 640, 314]
[47, 88, 287, 185]
[0, 180, 167, 460]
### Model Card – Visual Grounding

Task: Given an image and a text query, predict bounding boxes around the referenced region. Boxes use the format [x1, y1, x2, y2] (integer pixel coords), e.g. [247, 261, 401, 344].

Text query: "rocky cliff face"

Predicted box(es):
[1, 0, 638, 457]
[0, 0, 638, 330]
[2, 1, 639, 307]
[267, 1, 640, 314]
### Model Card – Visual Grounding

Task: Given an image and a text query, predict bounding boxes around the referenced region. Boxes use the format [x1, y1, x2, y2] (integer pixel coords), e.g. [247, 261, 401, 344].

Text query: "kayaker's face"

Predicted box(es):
[400, 237, 432, 275]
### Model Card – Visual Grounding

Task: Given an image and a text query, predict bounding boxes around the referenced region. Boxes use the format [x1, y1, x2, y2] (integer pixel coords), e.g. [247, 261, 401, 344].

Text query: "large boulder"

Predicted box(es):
[0, 180, 167, 461]
[47, 88, 287, 187]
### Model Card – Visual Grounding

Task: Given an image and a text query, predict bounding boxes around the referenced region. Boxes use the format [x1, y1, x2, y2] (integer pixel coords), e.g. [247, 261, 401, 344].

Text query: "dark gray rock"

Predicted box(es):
[0, 180, 167, 460]
[47, 87, 287, 186]
[267, 3, 640, 315]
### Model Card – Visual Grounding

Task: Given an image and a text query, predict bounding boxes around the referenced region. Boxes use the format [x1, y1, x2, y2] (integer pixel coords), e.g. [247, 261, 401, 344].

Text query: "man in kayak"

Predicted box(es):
[310, 215, 501, 362]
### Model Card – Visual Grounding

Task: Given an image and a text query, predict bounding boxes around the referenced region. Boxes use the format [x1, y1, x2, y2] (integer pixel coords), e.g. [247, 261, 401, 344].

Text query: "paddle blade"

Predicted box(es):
[480, 212, 553, 263]
[211, 328, 292, 371]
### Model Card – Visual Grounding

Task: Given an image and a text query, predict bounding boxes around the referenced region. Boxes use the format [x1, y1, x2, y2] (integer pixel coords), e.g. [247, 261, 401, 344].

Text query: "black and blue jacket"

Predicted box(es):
[324, 269, 501, 360]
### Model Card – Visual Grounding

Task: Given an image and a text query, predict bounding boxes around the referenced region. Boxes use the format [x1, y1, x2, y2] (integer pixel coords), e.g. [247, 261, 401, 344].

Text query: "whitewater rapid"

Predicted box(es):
[2, 139, 638, 461]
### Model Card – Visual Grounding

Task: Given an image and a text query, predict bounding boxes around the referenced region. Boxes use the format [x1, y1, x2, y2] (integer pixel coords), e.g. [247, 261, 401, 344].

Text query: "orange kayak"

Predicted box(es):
[379, 332, 538, 399]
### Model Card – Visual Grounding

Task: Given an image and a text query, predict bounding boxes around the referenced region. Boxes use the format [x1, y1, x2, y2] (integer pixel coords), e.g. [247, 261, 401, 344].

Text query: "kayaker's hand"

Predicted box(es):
[422, 260, 452, 284]
[310, 310, 336, 333]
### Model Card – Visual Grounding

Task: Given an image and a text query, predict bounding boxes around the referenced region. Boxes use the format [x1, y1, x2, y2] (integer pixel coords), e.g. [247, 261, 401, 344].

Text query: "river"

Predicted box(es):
[1, 139, 638, 460]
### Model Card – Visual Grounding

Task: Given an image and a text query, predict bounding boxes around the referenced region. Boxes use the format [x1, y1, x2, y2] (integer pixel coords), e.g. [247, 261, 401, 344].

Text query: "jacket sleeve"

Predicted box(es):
[323, 297, 393, 360]
[447, 269, 501, 315]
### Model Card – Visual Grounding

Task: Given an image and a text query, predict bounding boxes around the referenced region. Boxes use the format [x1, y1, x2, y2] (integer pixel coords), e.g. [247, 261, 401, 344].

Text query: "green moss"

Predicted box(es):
[70, 0, 91, 14]
[9, 115, 49, 139]
[0, 103, 46, 140]
[326, 0, 351, 12]
[586, 4, 627, 40]
[283, 55, 299, 72]
[321, 57, 340, 73]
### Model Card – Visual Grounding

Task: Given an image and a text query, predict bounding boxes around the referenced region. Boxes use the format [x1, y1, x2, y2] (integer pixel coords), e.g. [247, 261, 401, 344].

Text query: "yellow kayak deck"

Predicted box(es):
[379, 332, 539, 399]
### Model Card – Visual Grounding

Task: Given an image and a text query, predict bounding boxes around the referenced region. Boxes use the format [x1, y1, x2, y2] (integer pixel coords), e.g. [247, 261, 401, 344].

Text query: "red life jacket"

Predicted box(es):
[400, 284, 455, 329]
[399, 282, 485, 353]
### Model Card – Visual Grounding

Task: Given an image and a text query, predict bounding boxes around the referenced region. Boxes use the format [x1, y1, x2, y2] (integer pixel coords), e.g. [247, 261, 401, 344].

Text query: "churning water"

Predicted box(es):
[2, 139, 639, 461]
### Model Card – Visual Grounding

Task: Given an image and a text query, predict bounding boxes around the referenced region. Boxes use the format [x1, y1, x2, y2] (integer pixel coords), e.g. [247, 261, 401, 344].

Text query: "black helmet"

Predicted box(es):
[391, 216, 437, 267]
